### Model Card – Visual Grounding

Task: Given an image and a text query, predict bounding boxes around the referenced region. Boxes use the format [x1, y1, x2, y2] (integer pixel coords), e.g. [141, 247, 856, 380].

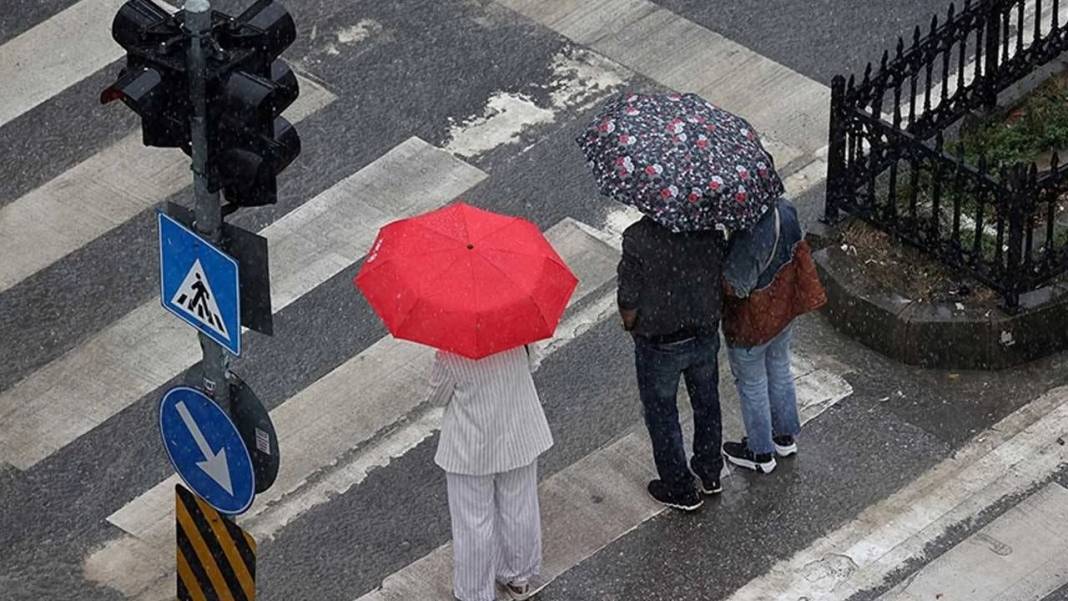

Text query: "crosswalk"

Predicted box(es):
[4, 1, 1067, 601]
[727, 384, 1068, 601]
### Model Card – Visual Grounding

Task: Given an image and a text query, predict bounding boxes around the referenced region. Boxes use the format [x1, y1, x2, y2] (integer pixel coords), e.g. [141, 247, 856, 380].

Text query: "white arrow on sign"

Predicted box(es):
[175, 401, 234, 495]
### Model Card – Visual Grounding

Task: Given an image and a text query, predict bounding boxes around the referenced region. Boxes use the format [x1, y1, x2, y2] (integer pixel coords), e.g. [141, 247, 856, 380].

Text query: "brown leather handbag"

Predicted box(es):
[722, 213, 827, 348]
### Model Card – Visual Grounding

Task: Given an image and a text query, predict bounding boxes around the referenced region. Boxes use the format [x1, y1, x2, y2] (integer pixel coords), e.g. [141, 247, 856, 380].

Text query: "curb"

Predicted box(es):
[813, 246, 1068, 370]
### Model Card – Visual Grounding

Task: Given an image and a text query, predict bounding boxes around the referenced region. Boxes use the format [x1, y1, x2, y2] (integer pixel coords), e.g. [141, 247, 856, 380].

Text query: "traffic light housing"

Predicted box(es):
[101, 0, 302, 210]
[100, 0, 191, 150]
[209, 0, 301, 209]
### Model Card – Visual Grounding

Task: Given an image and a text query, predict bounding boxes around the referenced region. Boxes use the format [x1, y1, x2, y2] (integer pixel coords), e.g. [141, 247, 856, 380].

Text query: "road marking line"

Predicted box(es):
[493, 0, 830, 168]
[725, 384, 1068, 601]
[876, 482, 1068, 601]
[85, 217, 625, 599]
[0, 137, 486, 471]
[346, 189, 853, 600]
[0, 0, 179, 129]
[444, 49, 629, 159]
[351, 345, 853, 601]
[0, 75, 334, 295]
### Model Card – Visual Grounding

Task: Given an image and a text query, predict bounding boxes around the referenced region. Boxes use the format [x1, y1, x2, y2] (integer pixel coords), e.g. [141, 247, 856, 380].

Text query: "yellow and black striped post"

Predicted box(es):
[176, 484, 256, 601]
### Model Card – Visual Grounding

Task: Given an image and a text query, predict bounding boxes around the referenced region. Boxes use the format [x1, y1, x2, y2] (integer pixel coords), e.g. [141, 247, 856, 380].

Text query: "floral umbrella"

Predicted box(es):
[577, 91, 784, 233]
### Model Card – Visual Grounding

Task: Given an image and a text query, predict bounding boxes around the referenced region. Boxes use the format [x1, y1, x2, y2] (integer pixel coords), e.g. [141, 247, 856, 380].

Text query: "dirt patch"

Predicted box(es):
[835, 219, 1003, 310]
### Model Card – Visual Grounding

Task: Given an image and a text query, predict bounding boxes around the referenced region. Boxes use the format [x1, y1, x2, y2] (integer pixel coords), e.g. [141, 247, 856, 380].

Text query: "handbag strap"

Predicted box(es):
[760, 205, 781, 275]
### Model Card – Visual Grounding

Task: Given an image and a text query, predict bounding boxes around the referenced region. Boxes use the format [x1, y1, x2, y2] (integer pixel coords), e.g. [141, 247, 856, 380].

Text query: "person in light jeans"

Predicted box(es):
[720, 198, 826, 473]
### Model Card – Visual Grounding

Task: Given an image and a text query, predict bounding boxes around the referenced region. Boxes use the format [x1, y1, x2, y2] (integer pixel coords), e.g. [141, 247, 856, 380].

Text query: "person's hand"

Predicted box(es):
[620, 308, 637, 331]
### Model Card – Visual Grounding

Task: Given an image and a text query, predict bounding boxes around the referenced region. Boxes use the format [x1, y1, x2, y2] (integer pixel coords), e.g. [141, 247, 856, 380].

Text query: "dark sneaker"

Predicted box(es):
[689, 457, 723, 495]
[722, 440, 777, 473]
[773, 435, 798, 457]
[647, 480, 703, 511]
[698, 476, 722, 495]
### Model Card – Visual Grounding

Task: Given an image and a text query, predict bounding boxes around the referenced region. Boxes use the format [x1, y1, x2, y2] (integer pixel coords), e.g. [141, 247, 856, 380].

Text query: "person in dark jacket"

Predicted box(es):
[617, 216, 725, 511]
[720, 198, 826, 474]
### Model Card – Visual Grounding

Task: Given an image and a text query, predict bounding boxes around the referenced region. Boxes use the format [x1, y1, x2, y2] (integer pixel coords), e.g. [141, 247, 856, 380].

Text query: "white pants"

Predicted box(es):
[446, 461, 542, 601]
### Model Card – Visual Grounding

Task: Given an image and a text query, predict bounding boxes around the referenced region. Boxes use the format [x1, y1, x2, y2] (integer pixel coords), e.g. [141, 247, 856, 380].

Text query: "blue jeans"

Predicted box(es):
[726, 326, 801, 456]
[633, 335, 723, 489]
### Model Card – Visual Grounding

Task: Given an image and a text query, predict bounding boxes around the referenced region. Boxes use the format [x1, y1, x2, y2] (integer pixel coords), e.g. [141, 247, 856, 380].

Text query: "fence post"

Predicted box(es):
[1003, 165, 1029, 310]
[982, 0, 1003, 110]
[824, 75, 848, 223]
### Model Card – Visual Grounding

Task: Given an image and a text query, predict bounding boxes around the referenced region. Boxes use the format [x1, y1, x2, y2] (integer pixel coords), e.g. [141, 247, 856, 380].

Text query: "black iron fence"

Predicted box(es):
[825, 0, 1068, 308]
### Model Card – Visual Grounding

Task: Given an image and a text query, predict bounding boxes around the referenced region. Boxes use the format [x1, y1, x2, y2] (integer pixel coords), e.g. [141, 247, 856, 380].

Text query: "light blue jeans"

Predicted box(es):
[726, 325, 801, 456]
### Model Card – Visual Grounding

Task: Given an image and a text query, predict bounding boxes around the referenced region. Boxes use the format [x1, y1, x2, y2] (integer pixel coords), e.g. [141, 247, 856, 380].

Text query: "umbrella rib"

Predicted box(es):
[473, 254, 553, 335]
[468, 217, 522, 246]
[404, 219, 468, 245]
[390, 252, 469, 336]
[473, 245, 570, 272]
[358, 247, 460, 281]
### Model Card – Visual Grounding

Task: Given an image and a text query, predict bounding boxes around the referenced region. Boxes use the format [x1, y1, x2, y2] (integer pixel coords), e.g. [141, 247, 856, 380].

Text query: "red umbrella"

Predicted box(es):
[355, 202, 579, 359]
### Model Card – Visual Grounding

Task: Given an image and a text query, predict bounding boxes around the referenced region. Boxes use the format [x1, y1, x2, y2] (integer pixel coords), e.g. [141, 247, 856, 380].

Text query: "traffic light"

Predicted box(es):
[100, 0, 191, 150]
[210, 0, 301, 210]
[101, 0, 302, 210]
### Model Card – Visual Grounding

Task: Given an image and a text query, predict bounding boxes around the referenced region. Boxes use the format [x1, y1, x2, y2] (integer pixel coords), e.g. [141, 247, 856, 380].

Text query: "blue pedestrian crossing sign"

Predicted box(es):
[158, 211, 241, 356]
[159, 386, 256, 515]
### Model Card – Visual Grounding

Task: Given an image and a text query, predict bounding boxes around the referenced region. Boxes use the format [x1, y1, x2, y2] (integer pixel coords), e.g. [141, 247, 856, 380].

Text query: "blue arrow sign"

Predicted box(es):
[159, 387, 255, 515]
[158, 211, 241, 355]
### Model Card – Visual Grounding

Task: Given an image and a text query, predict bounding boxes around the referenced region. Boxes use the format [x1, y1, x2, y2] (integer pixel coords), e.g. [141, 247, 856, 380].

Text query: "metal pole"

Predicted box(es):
[185, 0, 231, 412]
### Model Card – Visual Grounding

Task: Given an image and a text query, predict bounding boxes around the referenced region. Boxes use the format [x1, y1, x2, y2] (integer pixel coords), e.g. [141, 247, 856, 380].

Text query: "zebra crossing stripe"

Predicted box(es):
[175, 484, 256, 601]
[0, 0, 176, 129]
[86, 217, 623, 599]
[353, 343, 853, 601]
[0, 75, 334, 295]
[493, 0, 830, 168]
[0, 137, 486, 472]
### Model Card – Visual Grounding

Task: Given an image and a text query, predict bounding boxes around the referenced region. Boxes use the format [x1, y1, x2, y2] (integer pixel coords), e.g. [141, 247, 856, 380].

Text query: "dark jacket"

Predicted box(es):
[617, 216, 725, 341]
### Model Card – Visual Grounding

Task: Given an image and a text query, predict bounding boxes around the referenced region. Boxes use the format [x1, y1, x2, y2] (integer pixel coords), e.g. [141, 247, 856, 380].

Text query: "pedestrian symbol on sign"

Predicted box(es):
[158, 211, 241, 355]
[171, 259, 229, 340]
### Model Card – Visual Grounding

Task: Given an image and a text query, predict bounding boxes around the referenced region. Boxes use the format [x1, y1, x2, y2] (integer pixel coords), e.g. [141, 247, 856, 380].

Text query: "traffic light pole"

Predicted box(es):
[185, 0, 231, 412]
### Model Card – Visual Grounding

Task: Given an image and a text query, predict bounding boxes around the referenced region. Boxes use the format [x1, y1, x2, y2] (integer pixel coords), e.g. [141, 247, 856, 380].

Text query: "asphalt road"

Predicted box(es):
[3, 1, 1068, 600]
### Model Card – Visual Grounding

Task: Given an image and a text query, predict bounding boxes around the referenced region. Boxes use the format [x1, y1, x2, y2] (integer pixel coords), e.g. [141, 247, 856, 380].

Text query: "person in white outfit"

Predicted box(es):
[428, 345, 554, 601]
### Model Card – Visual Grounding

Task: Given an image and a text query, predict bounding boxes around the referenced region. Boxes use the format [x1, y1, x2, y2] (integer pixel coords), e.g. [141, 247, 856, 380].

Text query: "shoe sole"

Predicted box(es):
[774, 443, 798, 457]
[649, 494, 703, 511]
[724, 454, 777, 474]
[700, 483, 723, 495]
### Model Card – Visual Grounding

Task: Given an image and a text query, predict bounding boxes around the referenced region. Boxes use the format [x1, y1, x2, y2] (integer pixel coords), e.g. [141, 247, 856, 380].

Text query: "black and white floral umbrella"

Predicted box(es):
[577, 91, 784, 233]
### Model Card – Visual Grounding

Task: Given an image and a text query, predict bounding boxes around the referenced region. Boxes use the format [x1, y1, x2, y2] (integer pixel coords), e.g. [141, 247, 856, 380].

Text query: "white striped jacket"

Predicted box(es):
[430, 346, 554, 476]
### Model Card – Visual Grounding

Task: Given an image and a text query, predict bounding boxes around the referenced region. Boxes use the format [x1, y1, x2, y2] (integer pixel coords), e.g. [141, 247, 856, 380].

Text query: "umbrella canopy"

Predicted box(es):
[355, 202, 579, 359]
[577, 91, 784, 233]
